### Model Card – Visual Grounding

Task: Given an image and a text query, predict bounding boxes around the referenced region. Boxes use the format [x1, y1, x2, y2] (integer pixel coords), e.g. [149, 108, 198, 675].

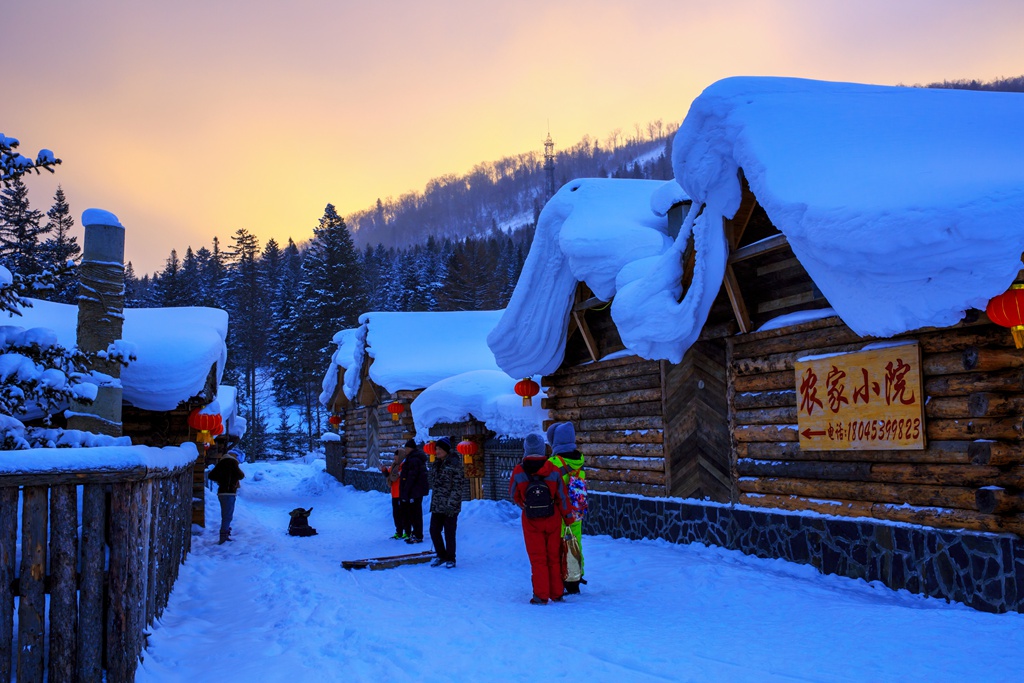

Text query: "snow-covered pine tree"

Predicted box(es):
[39, 185, 80, 303]
[291, 204, 368, 450]
[0, 133, 59, 188]
[222, 228, 270, 460]
[270, 238, 304, 408]
[0, 177, 48, 278]
[155, 249, 187, 306]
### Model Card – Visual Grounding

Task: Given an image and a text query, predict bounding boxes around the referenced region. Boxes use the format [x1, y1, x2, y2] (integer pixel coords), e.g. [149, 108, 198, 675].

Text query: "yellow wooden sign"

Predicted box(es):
[794, 342, 925, 451]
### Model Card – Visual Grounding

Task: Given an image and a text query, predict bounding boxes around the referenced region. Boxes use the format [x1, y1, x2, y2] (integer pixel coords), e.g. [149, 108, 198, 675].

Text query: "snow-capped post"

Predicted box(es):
[68, 209, 126, 437]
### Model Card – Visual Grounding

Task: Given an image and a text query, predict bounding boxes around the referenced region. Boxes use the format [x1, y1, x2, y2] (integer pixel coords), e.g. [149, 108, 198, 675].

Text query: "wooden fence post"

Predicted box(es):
[0, 487, 17, 683]
[17, 485, 48, 683]
[48, 484, 79, 683]
[106, 481, 133, 682]
[79, 483, 107, 682]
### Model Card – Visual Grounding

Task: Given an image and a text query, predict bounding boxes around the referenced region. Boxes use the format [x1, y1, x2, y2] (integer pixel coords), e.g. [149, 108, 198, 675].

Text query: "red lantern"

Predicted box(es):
[514, 378, 540, 407]
[387, 401, 405, 422]
[423, 441, 436, 456]
[987, 284, 1024, 348]
[188, 409, 222, 445]
[457, 439, 479, 464]
[328, 414, 342, 426]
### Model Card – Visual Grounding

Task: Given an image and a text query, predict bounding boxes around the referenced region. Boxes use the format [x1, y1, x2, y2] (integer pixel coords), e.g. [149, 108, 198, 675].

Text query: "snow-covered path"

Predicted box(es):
[137, 460, 1024, 683]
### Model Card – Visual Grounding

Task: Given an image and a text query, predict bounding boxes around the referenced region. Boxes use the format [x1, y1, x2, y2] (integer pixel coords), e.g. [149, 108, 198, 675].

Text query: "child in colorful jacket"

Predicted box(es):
[510, 433, 574, 604]
[547, 421, 587, 593]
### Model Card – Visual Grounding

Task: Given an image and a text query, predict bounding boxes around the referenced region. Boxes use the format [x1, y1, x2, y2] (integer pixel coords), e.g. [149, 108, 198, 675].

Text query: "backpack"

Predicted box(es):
[523, 474, 554, 519]
[566, 469, 588, 520]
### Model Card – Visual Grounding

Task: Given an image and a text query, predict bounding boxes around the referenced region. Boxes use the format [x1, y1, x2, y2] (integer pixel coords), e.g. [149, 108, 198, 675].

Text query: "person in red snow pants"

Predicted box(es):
[509, 433, 574, 604]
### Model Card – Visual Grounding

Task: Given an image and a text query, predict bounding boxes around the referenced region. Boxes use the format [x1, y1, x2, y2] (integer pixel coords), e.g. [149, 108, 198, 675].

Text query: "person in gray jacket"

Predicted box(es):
[428, 437, 465, 568]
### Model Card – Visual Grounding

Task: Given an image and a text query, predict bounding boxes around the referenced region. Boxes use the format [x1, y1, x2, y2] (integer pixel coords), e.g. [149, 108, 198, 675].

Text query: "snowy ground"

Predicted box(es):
[137, 459, 1024, 683]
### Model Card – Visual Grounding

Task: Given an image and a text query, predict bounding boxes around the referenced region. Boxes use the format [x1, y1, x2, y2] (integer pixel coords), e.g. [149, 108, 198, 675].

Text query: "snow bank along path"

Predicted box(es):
[136, 460, 1023, 683]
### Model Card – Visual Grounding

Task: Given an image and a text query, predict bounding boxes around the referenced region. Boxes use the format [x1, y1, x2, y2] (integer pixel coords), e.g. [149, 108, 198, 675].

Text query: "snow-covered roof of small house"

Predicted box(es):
[410, 370, 546, 440]
[655, 76, 1024, 357]
[342, 310, 506, 399]
[3, 298, 229, 412]
[487, 178, 688, 378]
[321, 312, 546, 436]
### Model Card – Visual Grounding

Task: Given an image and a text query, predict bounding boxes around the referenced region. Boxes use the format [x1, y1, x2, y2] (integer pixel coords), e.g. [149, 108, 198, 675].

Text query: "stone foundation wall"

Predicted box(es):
[585, 492, 1024, 614]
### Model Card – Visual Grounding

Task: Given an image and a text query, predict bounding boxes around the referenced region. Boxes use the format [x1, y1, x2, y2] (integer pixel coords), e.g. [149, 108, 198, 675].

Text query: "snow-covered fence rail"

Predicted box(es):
[0, 444, 198, 683]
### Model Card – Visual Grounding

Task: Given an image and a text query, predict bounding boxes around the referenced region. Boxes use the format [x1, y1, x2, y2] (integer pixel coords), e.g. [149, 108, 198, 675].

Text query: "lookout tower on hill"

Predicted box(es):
[543, 131, 556, 198]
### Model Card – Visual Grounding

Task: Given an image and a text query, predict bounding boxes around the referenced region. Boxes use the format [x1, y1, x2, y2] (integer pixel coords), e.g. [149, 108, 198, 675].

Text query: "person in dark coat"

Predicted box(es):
[399, 439, 429, 543]
[510, 433, 574, 604]
[208, 448, 245, 544]
[427, 437, 464, 568]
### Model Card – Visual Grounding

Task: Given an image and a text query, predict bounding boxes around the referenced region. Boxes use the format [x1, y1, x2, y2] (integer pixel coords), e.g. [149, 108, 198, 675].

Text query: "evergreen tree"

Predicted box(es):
[39, 185, 80, 303]
[0, 177, 47, 277]
[270, 238, 304, 407]
[222, 228, 269, 460]
[155, 249, 187, 306]
[124, 261, 141, 306]
[290, 205, 368, 450]
[180, 246, 201, 303]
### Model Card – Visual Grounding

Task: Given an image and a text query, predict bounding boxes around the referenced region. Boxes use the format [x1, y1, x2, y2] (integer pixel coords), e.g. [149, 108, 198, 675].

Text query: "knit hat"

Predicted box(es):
[227, 447, 245, 462]
[523, 433, 546, 457]
[546, 422, 576, 455]
[404, 438, 417, 450]
[435, 436, 452, 454]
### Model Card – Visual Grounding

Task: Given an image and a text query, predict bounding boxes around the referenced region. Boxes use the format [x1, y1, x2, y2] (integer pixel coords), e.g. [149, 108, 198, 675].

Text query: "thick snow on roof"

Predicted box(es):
[489, 178, 685, 378]
[344, 310, 505, 398]
[318, 328, 359, 407]
[666, 76, 1024, 345]
[3, 298, 228, 411]
[411, 370, 547, 439]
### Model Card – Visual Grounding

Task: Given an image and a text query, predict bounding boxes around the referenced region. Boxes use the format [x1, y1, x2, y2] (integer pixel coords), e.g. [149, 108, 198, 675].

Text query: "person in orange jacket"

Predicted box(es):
[381, 449, 408, 539]
[509, 433, 575, 604]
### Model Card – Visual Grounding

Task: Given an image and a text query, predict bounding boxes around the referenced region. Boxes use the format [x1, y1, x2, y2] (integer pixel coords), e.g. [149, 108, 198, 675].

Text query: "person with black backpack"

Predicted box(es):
[509, 433, 575, 604]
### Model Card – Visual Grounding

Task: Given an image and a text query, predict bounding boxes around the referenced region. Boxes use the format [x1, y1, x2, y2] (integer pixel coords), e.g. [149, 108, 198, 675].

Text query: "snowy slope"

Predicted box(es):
[137, 459, 1024, 683]
[3, 298, 228, 411]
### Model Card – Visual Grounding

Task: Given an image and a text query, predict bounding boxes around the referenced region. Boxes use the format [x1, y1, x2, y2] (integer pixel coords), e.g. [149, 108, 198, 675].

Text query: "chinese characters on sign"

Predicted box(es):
[794, 342, 925, 451]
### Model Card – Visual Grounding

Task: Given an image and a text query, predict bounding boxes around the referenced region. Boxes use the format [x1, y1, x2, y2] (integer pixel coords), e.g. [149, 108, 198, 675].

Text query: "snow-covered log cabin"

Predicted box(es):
[493, 77, 1024, 612]
[320, 310, 545, 498]
[488, 178, 738, 500]
[6, 298, 237, 525]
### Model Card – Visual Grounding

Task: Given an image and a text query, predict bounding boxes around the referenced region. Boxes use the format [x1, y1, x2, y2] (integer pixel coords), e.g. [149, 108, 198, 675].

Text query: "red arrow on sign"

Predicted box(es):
[801, 428, 826, 439]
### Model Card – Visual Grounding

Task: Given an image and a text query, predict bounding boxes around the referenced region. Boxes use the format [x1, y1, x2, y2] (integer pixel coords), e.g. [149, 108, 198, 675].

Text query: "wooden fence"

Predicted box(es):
[0, 445, 198, 683]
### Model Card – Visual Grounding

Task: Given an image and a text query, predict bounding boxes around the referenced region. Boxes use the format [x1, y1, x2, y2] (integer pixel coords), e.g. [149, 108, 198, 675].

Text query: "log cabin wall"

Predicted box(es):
[729, 314, 1024, 537]
[543, 355, 668, 496]
[662, 339, 732, 502]
[341, 390, 418, 470]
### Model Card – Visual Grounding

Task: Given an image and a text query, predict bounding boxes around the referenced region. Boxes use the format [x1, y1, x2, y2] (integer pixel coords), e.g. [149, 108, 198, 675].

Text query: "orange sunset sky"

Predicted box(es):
[6, 0, 1024, 273]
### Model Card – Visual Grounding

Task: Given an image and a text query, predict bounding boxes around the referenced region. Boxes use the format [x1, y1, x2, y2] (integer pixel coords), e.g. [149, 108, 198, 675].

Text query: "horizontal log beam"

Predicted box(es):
[969, 441, 1024, 466]
[586, 480, 668, 497]
[544, 387, 664, 409]
[737, 439, 977, 465]
[733, 390, 797, 411]
[576, 430, 664, 445]
[580, 442, 665, 457]
[586, 456, 666, 471]
[737, 459, 1017, 487]
[975, 487, 1024, 515]
[739, 492, 1024, 535]
[728, 234, 789, 264]
[548, 354, 653, 378]
[542, 372, 662, 398]
[543, 359, 662, 387]
[0, 464, 193, 487]
[738, 476, 977, 509]
[583, 467, 666, 486]
[547, 401, 664, 422]
[734, 424, 798, 442]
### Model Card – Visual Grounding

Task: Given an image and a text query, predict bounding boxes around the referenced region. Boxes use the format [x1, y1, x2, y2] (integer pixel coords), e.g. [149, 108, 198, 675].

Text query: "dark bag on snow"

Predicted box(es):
[523, 474, 554, 519]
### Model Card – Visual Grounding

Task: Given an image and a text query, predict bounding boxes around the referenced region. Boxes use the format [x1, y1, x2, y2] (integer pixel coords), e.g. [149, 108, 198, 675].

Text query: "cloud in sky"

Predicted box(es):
[7, 0, 1024, 272]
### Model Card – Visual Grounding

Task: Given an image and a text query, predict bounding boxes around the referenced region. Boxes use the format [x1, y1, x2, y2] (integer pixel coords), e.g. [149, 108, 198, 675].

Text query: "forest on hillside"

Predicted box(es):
[345, 120, 677, 248]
